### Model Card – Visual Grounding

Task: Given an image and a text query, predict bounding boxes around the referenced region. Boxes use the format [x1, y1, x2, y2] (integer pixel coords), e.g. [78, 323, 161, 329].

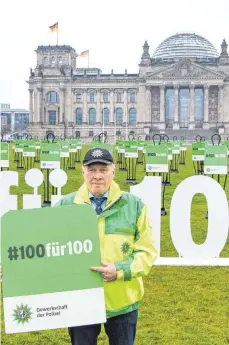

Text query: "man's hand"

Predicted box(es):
[90, 261, 117, 282]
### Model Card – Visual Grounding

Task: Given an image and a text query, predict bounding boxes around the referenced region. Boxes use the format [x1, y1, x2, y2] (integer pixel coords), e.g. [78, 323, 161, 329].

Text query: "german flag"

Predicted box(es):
[80, 50, 89, 57]
[49, 22, 58, 32]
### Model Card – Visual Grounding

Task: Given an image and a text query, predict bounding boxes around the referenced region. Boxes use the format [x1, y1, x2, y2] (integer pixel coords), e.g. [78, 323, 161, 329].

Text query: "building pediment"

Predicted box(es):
[147, 59, 225, 80]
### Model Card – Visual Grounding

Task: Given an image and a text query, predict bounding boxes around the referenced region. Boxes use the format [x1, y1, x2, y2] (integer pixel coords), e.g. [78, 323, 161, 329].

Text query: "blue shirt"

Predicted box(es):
[89, 191, 109, 212]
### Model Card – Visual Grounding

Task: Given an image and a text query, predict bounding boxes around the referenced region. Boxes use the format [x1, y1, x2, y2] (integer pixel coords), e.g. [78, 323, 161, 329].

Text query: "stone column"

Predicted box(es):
[41, 89, 45, 124]
[145, 86, 151, 124]
[96, 89, 101, 123]
[189, 84, 195, 129]
[64, 87, 71, 125]
[59, 87, 65, 123]
[159, 85, 165, 125]
[218, 85, 224, 123]
[37, 87, 43, 123]
[173, 85, 179, 129]
[203, 85, 209, 129]
[45, 109, 49, 125]
[83, 89, 88, 123]
[71, 89, 74, 123]
[29, 89, 34, 123]
[34, 89, 38, 123]
[124, 89, 128, 123]
[110, 88, 114, 123]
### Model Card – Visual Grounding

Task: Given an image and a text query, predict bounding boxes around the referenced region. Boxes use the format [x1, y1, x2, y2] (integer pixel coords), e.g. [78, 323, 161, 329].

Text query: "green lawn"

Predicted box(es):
[1, 146, 229, 345]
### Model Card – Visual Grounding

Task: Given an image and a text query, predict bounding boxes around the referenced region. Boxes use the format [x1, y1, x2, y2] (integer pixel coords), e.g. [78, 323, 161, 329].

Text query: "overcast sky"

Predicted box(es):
[0, 0, 228, 109]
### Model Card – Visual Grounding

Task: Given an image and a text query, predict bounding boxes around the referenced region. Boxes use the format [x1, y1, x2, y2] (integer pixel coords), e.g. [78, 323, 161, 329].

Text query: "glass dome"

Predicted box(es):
[152, 33, 219, 61]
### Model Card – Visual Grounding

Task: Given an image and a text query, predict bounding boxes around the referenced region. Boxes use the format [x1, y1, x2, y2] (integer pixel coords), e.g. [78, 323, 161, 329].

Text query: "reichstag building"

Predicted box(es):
[27, 32, 229, 140]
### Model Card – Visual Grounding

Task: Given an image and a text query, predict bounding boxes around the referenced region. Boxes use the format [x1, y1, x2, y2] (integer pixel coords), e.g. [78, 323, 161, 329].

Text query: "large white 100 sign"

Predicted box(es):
[1, 171, 229, 266]
[131, 175, 229, 266]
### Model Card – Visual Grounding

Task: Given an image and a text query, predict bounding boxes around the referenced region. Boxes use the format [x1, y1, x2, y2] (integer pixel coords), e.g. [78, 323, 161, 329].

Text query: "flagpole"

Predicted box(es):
[88, 51, 89, 68]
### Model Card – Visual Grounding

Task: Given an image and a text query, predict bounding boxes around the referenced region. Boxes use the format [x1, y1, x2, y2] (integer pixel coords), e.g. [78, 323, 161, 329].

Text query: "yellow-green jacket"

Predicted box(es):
[55, 180, 158, 318]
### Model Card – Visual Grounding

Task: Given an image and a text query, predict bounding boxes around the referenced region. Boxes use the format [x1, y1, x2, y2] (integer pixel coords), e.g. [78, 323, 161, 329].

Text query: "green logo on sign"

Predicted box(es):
[13, 304, 32, 324]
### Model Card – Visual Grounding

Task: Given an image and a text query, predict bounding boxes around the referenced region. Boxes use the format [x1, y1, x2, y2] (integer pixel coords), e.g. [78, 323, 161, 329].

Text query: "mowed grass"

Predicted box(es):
[1, 145, 229, 345]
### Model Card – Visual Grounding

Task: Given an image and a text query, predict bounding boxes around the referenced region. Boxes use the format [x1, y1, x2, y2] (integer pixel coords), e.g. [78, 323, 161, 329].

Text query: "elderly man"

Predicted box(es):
[55, 148, 157, 345]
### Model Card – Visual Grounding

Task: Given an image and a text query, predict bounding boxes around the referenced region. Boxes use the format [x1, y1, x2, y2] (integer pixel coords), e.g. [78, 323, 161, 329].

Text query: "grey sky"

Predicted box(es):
[0, 0, 228, 109]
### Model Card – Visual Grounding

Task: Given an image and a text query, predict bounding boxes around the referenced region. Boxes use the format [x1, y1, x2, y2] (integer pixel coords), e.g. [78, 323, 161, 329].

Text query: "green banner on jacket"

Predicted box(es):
[40, 143, 60, 169]
[145, 144, 168, 173]
[1, 205, 106, 334]
[192, 142, 206, 161]
[0, 142, 9, 168]
[204, 145, 228, 175]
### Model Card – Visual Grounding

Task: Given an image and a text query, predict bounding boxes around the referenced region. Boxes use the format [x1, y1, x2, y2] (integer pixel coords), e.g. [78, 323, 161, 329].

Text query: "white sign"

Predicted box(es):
[124, 152, 138, 158]
[23, 152, 36, 157]
[40, 162, 60, 170]
[146, 164, 169, 173]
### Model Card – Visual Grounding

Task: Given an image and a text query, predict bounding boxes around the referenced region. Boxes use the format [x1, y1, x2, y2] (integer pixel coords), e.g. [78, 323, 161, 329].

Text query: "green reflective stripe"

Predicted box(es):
[115, 256, 134, 280]
[123, 265, 132, 281]
[106, 302, 139, 319]
[114, 228, 135, 236]
[136, 199, 144, 223]
[100, 198, 127, 219]
[115, 262, 123, 271]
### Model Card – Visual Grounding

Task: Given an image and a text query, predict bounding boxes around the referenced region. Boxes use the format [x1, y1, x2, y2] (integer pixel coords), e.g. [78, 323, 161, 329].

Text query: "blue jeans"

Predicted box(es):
[68, 310, 138, 345]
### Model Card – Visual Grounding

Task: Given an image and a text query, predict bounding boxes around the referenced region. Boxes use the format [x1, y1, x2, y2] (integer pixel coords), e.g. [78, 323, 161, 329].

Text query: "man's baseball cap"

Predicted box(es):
[83, 148, 114, 166]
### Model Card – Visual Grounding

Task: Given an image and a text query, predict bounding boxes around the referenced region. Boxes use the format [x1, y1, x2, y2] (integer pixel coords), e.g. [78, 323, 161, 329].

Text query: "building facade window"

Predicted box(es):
[89, 131, 94, 137]
[48, 110, 56, 125]
[14, 113, 29, 130]
[76, 93, 82, 102]
[75, 108, 83, 124]
[15, 113, 29, 124]
[179, 88, 190, 127]
[129, 108, 136, 125]
[51, 56, 55, 64]
[165, 88, 174, 126]
[194, 88, 204, 127]
[103, 92, 109, 103]
[44, 56, 49, 65]
[46, 91, 59, 103]
[116, 92, 122, 103]
[89, 108, 96, 125]
[89, 93, 95, 103]
[130, 92, 136, 103]
[75, 131, 80, 138]
[58, 56, 62, 63]
[116, 108, 123, 125]
[103, 108, 109, 125]
[1, 112, 11, 124]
